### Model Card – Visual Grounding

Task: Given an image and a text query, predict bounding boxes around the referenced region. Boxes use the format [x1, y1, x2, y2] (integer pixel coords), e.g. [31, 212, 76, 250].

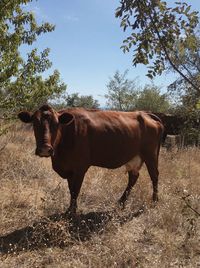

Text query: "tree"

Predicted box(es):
[170, 82, 200, 146]
[168, 31, 200, 103]
[105, 70, 139, 111]
[105, 71, 171, 112]
[0, 0, 66, 115]
[135, 85, 170, 113]
[116, 0, 199, 92]
[56, 93, 100, 109]
[165, 30, 200, 145]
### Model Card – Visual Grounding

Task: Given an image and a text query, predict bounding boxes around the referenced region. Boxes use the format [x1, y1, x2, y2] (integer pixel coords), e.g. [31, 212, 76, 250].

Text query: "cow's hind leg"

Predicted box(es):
[118, 156, 143, 208]
[118, 170, 140, 208]
[144, 155, 159, 202]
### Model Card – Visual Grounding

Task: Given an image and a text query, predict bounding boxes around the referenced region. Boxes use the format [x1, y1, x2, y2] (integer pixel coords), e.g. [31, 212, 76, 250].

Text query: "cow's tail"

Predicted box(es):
[140, 112, 164, 160]
[147, 112, 162, 124]
[147, 112, 166, 145]
[157, 124, 165, 160]
[137, 112, 145, 129]
[153, 117, 165, 159]
[137, 112, 148, 141]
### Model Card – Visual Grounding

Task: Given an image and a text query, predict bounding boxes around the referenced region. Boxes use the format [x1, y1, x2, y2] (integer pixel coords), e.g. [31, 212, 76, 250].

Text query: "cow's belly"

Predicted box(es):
[91, 145, 141, 168]
[90, 135, 141, 168]
[124, 155, 142, 171]
[93, 154, 142, 171]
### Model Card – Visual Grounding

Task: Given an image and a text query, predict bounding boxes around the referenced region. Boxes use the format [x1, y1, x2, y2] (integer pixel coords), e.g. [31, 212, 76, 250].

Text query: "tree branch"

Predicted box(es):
[182, 196, 200, 217]
[143, 2, 200, 93]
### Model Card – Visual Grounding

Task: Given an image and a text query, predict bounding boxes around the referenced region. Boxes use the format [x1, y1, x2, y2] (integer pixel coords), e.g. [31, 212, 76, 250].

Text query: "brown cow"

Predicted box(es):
[18, 105, 164, 214]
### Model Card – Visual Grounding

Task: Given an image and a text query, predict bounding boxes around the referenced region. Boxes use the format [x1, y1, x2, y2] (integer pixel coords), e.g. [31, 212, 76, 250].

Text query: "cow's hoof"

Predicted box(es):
[64, 209, 76, 219]
[117, 200, 126, 210]
[152, 194, 158, 203]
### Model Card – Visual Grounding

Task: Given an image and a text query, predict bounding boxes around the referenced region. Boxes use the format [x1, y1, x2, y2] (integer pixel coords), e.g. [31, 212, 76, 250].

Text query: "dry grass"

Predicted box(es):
[0, 124, 200, 267]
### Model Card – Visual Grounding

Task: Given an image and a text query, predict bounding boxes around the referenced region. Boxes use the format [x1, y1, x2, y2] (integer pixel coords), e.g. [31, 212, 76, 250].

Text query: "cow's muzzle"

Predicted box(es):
[35, 145, 54, 157]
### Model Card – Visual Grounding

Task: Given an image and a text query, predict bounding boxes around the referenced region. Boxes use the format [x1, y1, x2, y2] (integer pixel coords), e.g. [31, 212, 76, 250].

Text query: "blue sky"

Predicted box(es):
[21, 0, 200, 106]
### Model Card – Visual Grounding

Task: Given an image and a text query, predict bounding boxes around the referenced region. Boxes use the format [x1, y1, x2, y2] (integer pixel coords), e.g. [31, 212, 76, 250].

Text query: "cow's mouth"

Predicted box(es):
[35, 145, 54, 157]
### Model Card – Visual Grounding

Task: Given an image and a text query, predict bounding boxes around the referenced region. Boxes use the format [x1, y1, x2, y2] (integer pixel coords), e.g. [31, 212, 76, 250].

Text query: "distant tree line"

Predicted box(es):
[104, 70, 170, 113]
[51, 70, 171, 113]
[53, 93, 100, 110]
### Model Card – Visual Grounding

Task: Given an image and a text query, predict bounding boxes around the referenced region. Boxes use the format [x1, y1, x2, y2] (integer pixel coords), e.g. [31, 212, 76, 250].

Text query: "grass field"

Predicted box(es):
[0, 124, 200, 267]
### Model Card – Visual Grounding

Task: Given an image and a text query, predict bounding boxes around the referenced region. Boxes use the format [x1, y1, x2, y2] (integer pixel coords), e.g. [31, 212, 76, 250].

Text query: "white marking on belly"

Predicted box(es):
[124, 155, 142, 172]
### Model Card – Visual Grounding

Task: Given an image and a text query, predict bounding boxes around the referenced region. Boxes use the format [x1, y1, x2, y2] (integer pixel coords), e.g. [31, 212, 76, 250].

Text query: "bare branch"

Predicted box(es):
[148, 7, 200, 93]
[182, 196, 200, 217]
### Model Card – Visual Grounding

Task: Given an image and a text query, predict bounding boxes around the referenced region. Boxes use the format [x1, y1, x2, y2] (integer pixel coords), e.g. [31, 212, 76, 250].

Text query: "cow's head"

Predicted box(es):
[18, 105, 74, 157]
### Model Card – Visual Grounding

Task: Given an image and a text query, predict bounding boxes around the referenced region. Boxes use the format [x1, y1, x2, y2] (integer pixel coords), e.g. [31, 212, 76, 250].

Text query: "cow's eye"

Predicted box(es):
[33, 117, 40, 125]
[43, 114, 50, 120]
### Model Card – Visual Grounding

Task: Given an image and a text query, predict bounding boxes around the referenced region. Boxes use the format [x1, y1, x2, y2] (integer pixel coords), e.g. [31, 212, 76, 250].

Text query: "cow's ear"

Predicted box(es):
[58, 112, 74, 125]
[18, 111, 33, 123]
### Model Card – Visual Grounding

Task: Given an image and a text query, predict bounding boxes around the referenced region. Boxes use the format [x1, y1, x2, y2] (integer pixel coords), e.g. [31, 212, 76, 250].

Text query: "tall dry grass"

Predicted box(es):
[0, 124, 199, 267]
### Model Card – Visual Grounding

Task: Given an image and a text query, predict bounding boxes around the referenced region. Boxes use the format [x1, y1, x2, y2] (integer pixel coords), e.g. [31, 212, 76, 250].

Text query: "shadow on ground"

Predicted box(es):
[0, 206, 145, 254]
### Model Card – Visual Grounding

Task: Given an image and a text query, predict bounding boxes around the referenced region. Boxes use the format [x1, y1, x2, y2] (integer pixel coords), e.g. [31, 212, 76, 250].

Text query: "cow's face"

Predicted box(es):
[18, 105, 74, 157]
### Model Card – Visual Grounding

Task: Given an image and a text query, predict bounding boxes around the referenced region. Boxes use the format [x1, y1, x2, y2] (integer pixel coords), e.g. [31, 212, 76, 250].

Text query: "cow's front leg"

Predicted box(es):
[66, 171, 85, 215]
